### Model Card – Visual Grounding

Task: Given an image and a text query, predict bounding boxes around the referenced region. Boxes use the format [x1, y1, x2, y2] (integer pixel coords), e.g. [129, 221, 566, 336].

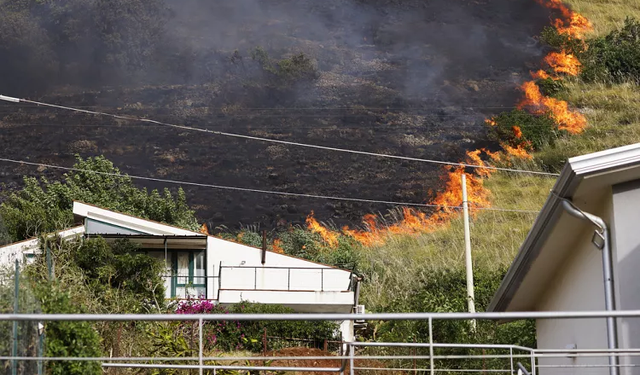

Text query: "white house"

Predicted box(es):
[1, 201, 361, 340]
[488, 143, 640, 375]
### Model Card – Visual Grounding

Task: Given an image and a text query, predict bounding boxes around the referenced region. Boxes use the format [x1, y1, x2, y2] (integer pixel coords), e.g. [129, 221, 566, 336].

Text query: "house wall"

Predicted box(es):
[206, 237, 353, 308]
[0, 238, 40, 266]
[0, 227, 85, 267]
[611, 179, 640, 375]
[535, 197, 611, 375]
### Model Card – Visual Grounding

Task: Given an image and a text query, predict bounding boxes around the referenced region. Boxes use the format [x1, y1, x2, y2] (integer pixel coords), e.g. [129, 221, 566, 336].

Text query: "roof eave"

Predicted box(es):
[488, 163, 579, 312]
[489, 142, 640, 312]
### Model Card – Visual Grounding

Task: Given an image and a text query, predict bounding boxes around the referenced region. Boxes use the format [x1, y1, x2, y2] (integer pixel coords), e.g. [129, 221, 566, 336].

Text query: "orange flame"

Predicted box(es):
[335, 151, 494, 246]
[200, 223, 210, 235]
[536, 0, 593, 38]
[519, 81, 586, 134]
[502, 144, 534, 160]
[512, 126, 523, 139]
[531, 69, 553, 80]
[544, 51, 582, 76]
[272, 239, 284, 254]
[306, 211, 339, 247]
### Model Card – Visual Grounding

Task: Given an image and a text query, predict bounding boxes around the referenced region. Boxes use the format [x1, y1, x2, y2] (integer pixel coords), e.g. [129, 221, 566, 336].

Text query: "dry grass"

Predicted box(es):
[537, 81, 640, 170]
[358, 0, 640, 312]
[357, 172, 554, 311]
[564, 0, 640, 37]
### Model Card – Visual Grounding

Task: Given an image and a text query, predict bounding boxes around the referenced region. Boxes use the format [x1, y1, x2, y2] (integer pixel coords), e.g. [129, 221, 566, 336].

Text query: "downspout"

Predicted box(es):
[560, 198, 618, 375]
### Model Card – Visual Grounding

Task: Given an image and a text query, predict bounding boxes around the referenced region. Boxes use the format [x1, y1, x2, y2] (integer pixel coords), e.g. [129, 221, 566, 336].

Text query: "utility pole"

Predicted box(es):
[462, 174, 476, 331]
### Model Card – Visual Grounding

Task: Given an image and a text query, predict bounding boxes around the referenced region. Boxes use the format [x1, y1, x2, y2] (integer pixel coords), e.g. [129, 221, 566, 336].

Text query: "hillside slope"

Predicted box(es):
[0, 0, 554, 229]
[355, 0, 640, 311]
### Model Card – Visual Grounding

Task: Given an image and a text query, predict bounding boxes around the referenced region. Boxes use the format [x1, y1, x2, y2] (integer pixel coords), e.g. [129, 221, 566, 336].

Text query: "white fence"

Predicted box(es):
[3, 310, 640, 374]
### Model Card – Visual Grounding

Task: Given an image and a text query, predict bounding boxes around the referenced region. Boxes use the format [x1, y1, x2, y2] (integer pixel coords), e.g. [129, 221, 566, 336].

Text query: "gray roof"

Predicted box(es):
[488, 142, 640, 312]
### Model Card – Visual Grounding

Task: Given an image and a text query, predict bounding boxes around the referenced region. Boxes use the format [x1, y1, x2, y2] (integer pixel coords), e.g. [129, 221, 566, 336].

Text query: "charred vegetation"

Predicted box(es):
[0, 0, 555, 229]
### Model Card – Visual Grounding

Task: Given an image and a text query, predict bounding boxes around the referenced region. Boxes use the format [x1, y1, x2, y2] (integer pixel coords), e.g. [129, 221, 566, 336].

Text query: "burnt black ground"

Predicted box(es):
[0, 0, 553, 230]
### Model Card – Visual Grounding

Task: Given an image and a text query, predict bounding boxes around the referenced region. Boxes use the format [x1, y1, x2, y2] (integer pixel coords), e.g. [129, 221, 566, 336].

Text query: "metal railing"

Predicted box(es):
[219, 265, 352, 292]
[4, 310, 640, 374]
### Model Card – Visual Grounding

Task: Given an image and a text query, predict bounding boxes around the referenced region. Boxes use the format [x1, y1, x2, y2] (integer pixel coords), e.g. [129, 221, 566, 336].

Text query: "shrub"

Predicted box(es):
[536, 77, 567, 97]
[173, 300, 339, 352]
[581, 18, 640, 83]
[37, 285, 102, 375]
[0, 155, 199, 241]
[540, 26, 586, 57]
[70, 238, 166, 306]
[488, 109, 560, 151]
[373, 268, 535, 371]
[251, 47, 319, 86]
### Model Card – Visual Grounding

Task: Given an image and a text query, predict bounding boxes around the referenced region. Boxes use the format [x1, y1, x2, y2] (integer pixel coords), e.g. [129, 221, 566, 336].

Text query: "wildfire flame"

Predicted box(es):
[536, 0, 593, 38]
[512, 126, 523, 139]
[544, 51, 582, 76]
[272, 239, 284, 254]
[502, 144, 534, 160]
[308, 151, 494, 247]
[519, 81, 586, 134]
[306, 211, 339, 247]
[200, 223, 210, 235]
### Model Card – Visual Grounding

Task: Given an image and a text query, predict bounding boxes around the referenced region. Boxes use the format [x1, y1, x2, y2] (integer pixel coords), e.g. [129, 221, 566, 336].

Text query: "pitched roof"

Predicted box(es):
[489, 142, 640, 312]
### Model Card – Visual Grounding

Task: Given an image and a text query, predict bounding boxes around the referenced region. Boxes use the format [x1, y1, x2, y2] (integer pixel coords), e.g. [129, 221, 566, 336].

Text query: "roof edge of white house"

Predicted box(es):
[74, 201, 352, 272]
[488, 142, 640, 312]
[73, 201, 204, 237]
[0, 226, 85, 254]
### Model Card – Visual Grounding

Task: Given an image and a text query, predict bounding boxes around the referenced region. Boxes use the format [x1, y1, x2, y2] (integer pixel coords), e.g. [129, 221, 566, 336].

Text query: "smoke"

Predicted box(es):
[0, 0, 551, 100]
[0, 0, 556, 227]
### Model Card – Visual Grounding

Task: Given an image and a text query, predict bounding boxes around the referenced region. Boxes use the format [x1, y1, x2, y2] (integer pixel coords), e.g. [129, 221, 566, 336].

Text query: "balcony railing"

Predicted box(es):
[218, 265, 353, 293]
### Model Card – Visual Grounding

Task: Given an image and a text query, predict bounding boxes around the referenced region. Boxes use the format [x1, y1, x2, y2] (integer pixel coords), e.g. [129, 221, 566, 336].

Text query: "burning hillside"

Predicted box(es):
[0, 0, 561, 230]
[307, 0, 592, 246]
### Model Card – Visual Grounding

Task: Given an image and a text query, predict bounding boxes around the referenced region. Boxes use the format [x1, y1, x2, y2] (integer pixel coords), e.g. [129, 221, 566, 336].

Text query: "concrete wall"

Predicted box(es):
[0, 227, 84, 267]
[535, 198, 611, 375]
[611, 179, 640, 375]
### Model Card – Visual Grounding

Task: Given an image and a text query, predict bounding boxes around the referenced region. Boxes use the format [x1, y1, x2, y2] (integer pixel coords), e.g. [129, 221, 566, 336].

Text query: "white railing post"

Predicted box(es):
[530, 351, 535, 375]
[510, 347, 514, 375]
[199, 317, 203, 375]
[349, 342, 355, 375]
[429, 317, 434, 375]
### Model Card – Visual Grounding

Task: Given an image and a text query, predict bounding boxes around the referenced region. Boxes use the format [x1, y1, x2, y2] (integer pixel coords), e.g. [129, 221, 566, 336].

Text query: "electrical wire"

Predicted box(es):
[0, 94, 560, 177]
[0, 157, 541, 214]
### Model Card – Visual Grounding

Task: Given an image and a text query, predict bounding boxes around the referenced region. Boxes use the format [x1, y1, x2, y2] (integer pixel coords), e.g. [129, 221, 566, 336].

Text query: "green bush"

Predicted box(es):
[37, 285, 102, 375]
[170, 301, 339, 352]
[251, 47, 319, 86]
[540, 26, 587, 57]
[536, 77, 567, 97]
[488, 109, 560, 150]
[70, 238, 166, 306]
[372, 268, 536, 371]
[581, 18, 640, 83]
[0, 155, 199, 242]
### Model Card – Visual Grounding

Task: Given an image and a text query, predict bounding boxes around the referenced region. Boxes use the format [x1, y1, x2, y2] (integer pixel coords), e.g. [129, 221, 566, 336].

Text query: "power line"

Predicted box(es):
[0, 104, 524, 110]
[0, 157, 540, 214]
[0, 94, 560, 177]
[0, 123, 567, 129]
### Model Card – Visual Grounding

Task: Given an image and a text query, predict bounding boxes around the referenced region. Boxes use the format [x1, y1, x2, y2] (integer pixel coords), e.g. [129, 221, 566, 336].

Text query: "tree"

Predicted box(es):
[0, 155, 199, 242]
[0, 214, 10, 246]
